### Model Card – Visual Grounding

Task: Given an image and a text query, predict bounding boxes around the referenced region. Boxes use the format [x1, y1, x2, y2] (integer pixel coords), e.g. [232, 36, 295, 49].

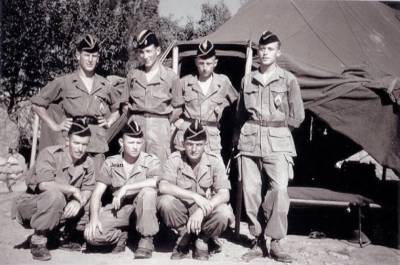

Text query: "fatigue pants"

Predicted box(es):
[15, 189, 89, 232]
[241, 154, 293, 240]
[157, 195, 231, 240]
[131, 114, 171, 164]
[85, 187, 158, 246]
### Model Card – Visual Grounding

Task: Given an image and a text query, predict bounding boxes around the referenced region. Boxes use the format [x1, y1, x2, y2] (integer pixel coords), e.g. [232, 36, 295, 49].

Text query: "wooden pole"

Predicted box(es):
[172, 46, 179, 75]
[29, 113, 39, 168]
[235, 42, 253, 237]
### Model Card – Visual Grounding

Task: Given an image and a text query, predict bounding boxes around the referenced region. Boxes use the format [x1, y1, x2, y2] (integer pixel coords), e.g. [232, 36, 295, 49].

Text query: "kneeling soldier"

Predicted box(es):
[84, 117, 161, 259]
[15, 120, 95, 261]
[158, 120, 233, 260]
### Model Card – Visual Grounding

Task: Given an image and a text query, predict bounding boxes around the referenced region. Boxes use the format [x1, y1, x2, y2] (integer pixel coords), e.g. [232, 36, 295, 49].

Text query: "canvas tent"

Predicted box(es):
[175, 0, 400, 173]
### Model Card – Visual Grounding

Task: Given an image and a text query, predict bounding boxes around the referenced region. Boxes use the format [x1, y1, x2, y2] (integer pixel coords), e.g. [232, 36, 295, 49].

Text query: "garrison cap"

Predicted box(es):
[68, 119, 91, 137]
[76, 34, 100, 53]
[184, 120, 207, 141]
[259, 31, 280, 46]
[120, 117, 143, 138]
[134, 30, 159, 49]
[197, 39, 216, 59]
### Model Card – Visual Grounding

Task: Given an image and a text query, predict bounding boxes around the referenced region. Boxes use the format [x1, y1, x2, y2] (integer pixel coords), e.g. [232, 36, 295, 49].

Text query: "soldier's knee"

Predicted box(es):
[212, 204, 232, 224]
[41, 190, 66, 208]
[140, 187, 157, 198]
[157, 195, 177, 212]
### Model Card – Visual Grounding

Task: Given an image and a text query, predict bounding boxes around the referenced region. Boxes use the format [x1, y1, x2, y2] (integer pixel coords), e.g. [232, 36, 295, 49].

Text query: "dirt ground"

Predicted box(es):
[1, 181, 399, 265]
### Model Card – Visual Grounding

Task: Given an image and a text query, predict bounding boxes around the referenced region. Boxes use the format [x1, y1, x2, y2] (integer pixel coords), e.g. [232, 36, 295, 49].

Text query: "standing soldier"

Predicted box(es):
[122, 30, 183, 164]
[31, 34, 121, 176]
[84, 117, 161, 259]
[15, 120, 95, 261]
[174, 39, 238, 156]
[158, 121, 233, 261]
[237, 31, 304, 263]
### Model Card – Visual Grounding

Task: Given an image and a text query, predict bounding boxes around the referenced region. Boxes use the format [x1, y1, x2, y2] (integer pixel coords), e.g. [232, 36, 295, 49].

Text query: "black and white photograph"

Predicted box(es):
[0, 0, 399, 264]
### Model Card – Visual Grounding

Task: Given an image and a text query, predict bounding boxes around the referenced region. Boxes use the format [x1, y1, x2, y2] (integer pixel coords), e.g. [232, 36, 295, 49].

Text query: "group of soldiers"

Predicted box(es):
[14, 29, 304, 263]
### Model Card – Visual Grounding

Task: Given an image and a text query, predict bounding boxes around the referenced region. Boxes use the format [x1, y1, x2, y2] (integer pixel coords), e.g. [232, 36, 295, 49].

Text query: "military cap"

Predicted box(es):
[68, 119, 91, 137]
[184, 120, 207, 141]
[134, 29, 159, 49]
[76, 34, 99, 53]
[120, 117, 143, 138]
[259, 31, 280, 46]
[197, 39, 216, 59]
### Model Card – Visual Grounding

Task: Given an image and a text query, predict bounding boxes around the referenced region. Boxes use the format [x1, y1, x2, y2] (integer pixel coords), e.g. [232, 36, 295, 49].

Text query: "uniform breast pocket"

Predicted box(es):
[270, 84, 288, 110]
[152, 90, 169, 101]
[130, 86, 145, 99]
[243, 88, 258, 109]
[268, 127, 295, 153]
[177, 175, 193, 190]
[238, 123, 258, 152]
[184, 91, 197, 103]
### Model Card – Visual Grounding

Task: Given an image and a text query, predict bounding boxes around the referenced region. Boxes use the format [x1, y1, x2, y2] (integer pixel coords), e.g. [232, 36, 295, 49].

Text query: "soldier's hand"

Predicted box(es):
[84, 218, 103, 242]
[112, 186, 127, 210]
[193, 194, 213, 216]
[71, 187, 83, 204]
[56, 118, 73, 132]
[97, 115, 110, 129]
[63, 200, 81, 219]
[187, 208, 204, 235]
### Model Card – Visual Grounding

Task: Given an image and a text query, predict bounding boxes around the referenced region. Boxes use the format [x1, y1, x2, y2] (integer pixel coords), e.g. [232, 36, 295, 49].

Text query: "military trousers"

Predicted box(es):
[15, 189, 89, 232]
[240, 153, 293, 240]
[85, 187, 159, 246]
[157, 194, 231, 240]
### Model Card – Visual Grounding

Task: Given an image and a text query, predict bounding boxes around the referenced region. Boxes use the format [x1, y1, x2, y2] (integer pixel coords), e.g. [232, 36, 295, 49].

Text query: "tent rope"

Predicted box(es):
[289, 0, 346, 66]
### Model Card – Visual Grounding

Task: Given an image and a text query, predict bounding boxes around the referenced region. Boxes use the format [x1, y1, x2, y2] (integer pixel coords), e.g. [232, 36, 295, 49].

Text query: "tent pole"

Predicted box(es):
[172, 46, 179, 75]
[29, 113, 40, 168]
[235, 42, 253, 237]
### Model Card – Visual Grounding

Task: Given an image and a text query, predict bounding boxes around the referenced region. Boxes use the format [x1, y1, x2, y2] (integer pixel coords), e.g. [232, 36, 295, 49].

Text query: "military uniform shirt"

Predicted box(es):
[97, 152, 161, 192]
[162, 151, 231, 200]
[26, 145, 96, 192]
[31, 72, 121, 153]
[237, 66, 305, 157]
[123, 65, 183, 115]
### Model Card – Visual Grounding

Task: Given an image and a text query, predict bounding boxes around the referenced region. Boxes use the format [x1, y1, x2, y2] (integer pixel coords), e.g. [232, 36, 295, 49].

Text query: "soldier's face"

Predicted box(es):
[258, 42, 281, 67]
[184, 139, 206, 163]
[138, 45, 161, 69]
[195, 57, 217, 79]
[76, 51, 99, 73]
[68, 134, 90, 161]
[120, 135, 143, 159]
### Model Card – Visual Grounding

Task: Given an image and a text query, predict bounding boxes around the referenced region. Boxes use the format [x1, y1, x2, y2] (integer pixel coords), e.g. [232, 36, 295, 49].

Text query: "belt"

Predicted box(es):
[247, 120, 287, 127]
[71, 115, 98, 125]
[129, 110, 169, 118]
[183, 117, 219, 127]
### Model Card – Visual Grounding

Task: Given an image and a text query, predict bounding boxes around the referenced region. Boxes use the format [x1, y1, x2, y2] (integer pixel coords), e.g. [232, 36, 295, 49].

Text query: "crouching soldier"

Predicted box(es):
[15, 120, 95, 261]
[158, 120, 233, 260]
[84, 117, 161, 259]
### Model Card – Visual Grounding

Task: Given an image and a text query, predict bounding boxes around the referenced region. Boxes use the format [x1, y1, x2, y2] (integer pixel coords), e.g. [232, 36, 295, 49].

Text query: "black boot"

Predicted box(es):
[30, 232, 51, 261]
[241, 237, 267, 262]
[59, 229, 83, 252]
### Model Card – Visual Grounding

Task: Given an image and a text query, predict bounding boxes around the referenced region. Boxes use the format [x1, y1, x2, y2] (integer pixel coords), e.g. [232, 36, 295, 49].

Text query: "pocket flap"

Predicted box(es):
[242, 124, 258, 135]
[270, 85, 288, 93]
[269, 127, 291, 137]
[211, 97, 225, 104]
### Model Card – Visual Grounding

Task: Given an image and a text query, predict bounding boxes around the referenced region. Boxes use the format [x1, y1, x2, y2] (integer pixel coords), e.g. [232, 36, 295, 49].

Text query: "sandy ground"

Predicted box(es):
[1, 181, 399, 265]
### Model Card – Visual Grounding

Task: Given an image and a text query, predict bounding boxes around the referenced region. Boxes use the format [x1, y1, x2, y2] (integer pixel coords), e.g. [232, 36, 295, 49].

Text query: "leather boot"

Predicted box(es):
[270, 239, 293, 263]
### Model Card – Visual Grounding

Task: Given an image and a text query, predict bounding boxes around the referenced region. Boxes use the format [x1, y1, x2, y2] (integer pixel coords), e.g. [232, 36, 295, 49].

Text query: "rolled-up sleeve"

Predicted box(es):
[31, 78, 63, 108]
[146, 156, 162, 179]
[96, 160, 112, 186]
[160, 157, 178, 185]
[287, 75, 305, 128]
[212, 157, 231, 191]
[34, 149, 57, 183]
